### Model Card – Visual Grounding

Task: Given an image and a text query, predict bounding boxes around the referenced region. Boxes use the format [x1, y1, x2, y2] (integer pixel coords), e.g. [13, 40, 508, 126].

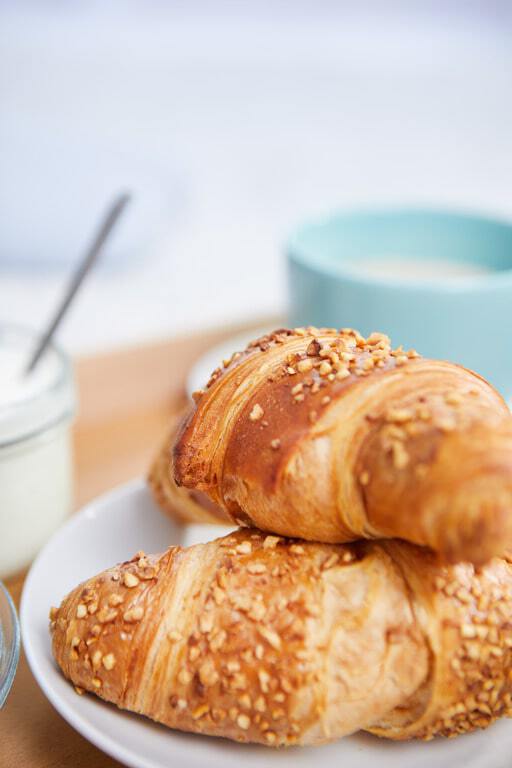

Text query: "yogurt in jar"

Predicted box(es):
[0, 327, 75, 579]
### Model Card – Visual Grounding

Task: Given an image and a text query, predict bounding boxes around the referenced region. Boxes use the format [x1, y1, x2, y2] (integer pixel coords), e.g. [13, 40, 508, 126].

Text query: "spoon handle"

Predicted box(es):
[25, 193, 131, 375]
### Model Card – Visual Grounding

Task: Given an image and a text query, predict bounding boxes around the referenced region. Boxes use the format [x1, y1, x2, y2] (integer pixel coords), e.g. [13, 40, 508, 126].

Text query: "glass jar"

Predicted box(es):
[0, 580, 20, 707]
[0, 326, 76, 579]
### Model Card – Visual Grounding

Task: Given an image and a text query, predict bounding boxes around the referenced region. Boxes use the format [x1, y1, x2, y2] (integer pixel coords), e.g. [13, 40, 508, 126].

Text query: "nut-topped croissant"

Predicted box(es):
[50, 530, 512, 746]
[172, 327, 512, 565]
[149, 422, 230, 526]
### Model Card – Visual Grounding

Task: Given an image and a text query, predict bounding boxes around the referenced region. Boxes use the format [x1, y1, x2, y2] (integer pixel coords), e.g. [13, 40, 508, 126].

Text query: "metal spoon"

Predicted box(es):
[25, 193, 131, 375]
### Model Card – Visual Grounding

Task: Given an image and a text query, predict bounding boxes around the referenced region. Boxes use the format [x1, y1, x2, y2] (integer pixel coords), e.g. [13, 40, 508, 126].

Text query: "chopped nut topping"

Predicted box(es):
[210, 629, 227, 653]
[98, 608, 117, 624]
[123, 572, 140, 589]
[236, 541, 252, 555]
[199, 613, 214, 633]
[109, 594, 124, 607]
[199, 658, 219, 687]
[263, 535, 280, 549]
[336, 368, 350, 380]
[416, 405, 431, 421]
[70, 636, 80, 648]
[270, 438, 281, 450]
[359, 470, 370, 486]
[322, 553, 339, 570]
[391, 440, 409, 469]
[461, 624, 477, 639]
[189, 646, 200, 662]
[92, 677, 102, 689]
[247, 563, 267, 574]
[318, 361, 332, 376]
[445, 392, 463, 406]
[255, 696, 266, 712]
[249, 602, 266, 621]
[296, 358, 313, 373]
[290, 544, 305, 555]
[123, 606, 144, 622]
[255, 644, 264, 660]
[386, 408, 413, 423]
[258, 627, 281, 650]
[76, 604, 87, 619]
[192, 704, 210, 720]
[237, 714, 250, 730]
[74, 686, 84, 696]
[102, 653, 116, 670]
[265, 731, 277, 744]
[249, 403, 264, 421]
[291, 382, 303, 396]
[306, 339, 321, 356]
[258, 669, 271, 693]
[217, 570, 228, 588]
[239, 693, 251, 709]
[178, 668, 192, 685]
[321, 395, 331, 405]
[286, 366, 296, 375]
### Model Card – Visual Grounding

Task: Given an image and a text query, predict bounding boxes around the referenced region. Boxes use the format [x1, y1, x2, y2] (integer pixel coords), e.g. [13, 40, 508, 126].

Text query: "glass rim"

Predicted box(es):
[0, 580, 21, 708]
[0, 324, 75, 447]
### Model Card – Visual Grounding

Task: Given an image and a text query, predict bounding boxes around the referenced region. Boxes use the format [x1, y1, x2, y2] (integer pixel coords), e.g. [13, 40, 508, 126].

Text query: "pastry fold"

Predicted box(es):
[51, 530, 512, 746]
[171, 327, 512, 564]
[149, 424, 230, 525]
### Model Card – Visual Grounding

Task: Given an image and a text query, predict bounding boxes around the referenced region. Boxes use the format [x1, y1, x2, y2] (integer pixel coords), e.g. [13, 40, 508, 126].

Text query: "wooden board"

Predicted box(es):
[1, 320, 271, 768]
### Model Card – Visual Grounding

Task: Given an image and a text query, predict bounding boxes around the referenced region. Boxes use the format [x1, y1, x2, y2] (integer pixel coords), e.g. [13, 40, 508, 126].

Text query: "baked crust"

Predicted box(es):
[50, 532, 512, 745]
[173, 327, 512, 564]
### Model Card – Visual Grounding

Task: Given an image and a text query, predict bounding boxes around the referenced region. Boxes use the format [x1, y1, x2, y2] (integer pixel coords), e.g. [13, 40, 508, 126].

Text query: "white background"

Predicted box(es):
[1, 1, 511, 354]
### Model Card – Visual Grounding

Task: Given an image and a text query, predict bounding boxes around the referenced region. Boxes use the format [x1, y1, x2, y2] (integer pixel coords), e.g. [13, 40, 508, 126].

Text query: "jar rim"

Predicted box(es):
[0, 324, 75, 446]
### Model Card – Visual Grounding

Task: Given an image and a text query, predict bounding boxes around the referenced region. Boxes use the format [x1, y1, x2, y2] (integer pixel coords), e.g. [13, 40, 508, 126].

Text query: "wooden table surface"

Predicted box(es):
[1, 320, 269, 768]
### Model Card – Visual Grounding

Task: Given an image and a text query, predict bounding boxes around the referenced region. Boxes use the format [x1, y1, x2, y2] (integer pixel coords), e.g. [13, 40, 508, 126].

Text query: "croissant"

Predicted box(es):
[149, 422, 230, 525]
[172, 327, 512, 564]
[50, 529, 512, 746]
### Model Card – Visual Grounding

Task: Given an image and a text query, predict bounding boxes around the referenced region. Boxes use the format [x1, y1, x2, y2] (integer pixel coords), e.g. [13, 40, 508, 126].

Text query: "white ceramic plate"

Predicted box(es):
[22, 480, 512, 768]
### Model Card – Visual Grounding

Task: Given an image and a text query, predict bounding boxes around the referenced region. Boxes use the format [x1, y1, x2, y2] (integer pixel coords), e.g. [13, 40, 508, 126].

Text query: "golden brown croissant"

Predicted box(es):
[50, 529, 512, 746]
[148, 423, 230, 525]
[173, 327, 512, 564]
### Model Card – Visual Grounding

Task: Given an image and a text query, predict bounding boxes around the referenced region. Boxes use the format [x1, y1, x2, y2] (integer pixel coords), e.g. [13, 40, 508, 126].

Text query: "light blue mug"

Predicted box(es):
[287, 209, 512, 400]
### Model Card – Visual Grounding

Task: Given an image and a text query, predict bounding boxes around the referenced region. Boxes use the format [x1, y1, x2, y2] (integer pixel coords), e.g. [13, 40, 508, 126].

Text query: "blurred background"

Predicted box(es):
[1, 0, 511, 354]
